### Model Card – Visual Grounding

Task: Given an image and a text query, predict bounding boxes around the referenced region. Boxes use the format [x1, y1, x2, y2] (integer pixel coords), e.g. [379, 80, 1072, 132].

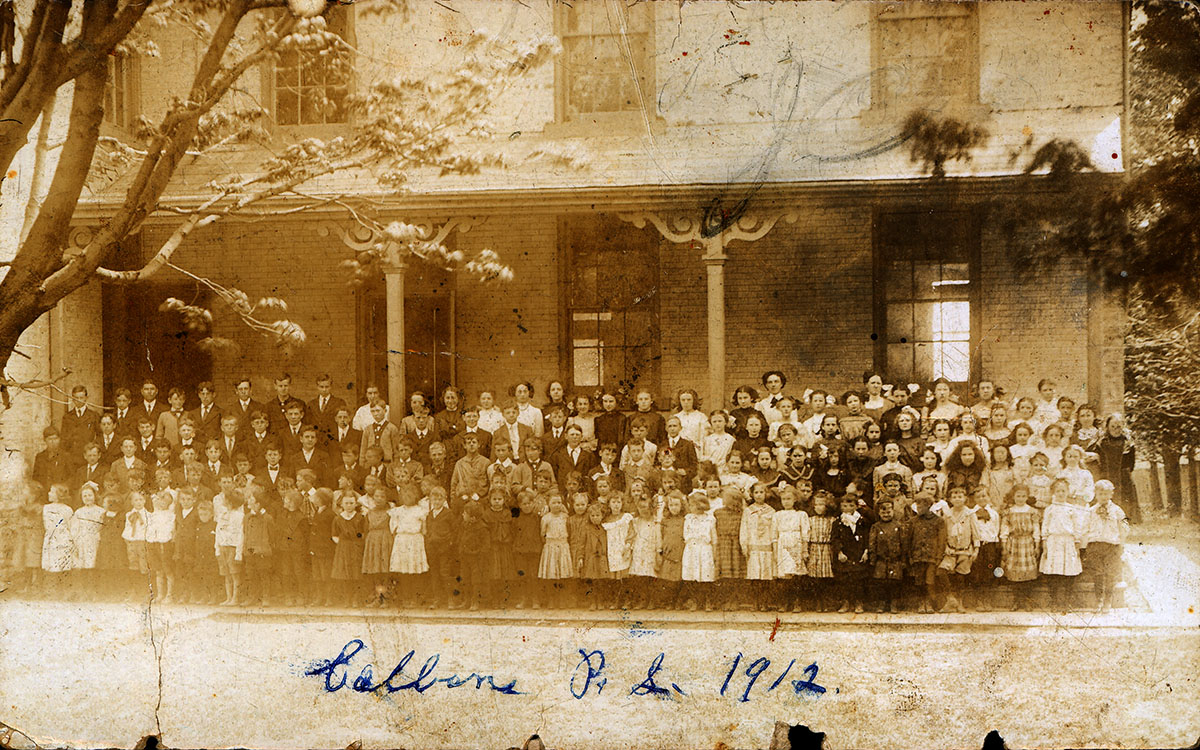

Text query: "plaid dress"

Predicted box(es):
[713, 506, 745, 579]
[1001, 507, 1040, 582]
[806, 515, 834, 579]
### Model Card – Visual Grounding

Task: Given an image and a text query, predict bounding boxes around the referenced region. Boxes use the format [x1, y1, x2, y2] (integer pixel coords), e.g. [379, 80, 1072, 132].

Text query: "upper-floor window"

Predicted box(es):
[273, 6, 352, 126]
[103, 53, 138, 130]
[554, 2, 655, 127]
[872, 2, 979, 111]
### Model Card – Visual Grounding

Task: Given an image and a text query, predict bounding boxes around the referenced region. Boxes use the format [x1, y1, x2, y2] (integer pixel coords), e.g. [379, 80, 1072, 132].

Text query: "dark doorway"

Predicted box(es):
[102, 281, 214, 408]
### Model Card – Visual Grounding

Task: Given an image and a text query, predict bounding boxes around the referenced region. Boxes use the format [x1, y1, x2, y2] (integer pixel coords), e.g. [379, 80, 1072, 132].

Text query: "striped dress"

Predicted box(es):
[712, 506, 745, 579]
[806, 515, 835, 579]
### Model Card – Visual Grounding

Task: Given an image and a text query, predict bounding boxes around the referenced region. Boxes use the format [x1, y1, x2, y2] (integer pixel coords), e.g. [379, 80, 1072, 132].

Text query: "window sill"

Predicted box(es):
[859, 101, 992, 129]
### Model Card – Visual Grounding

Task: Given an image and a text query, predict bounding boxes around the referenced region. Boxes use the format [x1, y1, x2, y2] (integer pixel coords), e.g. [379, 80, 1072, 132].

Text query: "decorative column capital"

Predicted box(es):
[617, 208, 799, 263]
[317, 216, 482, 271]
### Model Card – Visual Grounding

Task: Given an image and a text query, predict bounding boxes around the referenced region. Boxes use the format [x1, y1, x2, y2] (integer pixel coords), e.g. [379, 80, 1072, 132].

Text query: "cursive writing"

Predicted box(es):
[305, 639, 523, 696]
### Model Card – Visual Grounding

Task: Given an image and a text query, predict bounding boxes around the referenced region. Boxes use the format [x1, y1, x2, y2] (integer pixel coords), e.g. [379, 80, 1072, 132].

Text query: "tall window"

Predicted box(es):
[555, 1, 654, 126]
[273, 6, 352, 126]
[872, 2, 978, 110]
[103, 53, 138, 130]
[875, 211, 977, 385]
[560, 215, 660, 398]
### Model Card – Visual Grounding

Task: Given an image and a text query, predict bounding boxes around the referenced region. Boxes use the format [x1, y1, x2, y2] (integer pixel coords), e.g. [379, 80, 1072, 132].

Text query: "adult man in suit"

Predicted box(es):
[307, 373, 348, 447]
[186, 381, 223, 442]
[550, 424, 597, 492]
[329, 407, 362, 457]
[60, 385, 99, 459]
[288, 426, 331, 488]
[491, 400, 533, 460]
[230, 377, 264, 430]
[131, 379, 166, 429]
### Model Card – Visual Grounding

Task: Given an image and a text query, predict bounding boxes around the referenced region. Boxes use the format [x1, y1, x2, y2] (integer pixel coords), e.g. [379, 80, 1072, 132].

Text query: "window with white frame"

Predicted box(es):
[873, 2, 978, 110]
[555, 1, 654, 125]
[273, 6, 352, 126]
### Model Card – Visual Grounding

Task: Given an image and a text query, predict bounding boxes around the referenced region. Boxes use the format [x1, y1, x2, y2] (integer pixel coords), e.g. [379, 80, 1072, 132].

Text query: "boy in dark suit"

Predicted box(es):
[217, 415, 244, 463]
[133, 379, 165, 427]
[112, 387, 135, 437]
[289, 426, 331, 488]
[277, 399, 309, 457]
[60, 385, 99, 458]
[307, 373, 347, 446]
[134, 417, 158, 462]
[491, 400, 532, 460]
[551, 424, 596, 493]
[33, 427, 72, 493]
[541, 403, 569, 459]
[329, 407, 361, 456]
[244, 411, 275, 466]
[450, 403, 491, 461]
[266, 373, 304, 433]
[660, 415, 699, 487]
[75, 442, 108, 492]
[96, 413, 122, 464]
[186, 381, 223, 442]
[231, 377, 263, 430]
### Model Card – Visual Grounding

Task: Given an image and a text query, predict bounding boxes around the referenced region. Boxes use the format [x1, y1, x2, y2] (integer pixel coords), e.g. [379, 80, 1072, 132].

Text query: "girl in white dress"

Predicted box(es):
[388, 490, 429, 576]
[71, 483, 105, 583]
[740, 482, 776, 585]
[681, 493, 717, 610]
[1056, 444, 1095, 506]
[42, 485, 75, 585]
[773, 486, 810, 612]
[674, 389, 710, 446]
[538, 498, 573, 607]
[701, 410, 736, 467]
[1039, 478, 1084, 610]
[626, 496, 662, 607]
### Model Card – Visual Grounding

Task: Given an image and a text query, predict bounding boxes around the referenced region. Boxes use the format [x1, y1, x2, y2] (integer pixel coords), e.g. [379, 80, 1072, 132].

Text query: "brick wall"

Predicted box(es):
[433, 215, 561, 400]
[142, 219, 359, 404]
[658, 240, 707, 404]
[722, 206, 875, 398]
[978, 219, 1091, 403]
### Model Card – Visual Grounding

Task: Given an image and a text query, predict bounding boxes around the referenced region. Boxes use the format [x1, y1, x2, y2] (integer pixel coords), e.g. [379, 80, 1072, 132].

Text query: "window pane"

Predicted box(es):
[599, 313, 625, 349]
[887, 344, 913, 382]
[276, 53, 299, 86]
[913, 263, 940, 300]
[574, 346, 601, 387]
[886, 303, 914, 342]
[301, 88, 325, 124]
[913, 342, 935, 382]
[933, 341, 970, 382]
[913, 302, 936, 343]
[886, 261, 912, 301]
[276, 89, 299, 126]
[935, 301, 970, 339]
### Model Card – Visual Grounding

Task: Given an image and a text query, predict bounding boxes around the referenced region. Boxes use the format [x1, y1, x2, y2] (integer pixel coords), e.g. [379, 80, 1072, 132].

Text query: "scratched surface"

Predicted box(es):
[0, 597, 1197, 748]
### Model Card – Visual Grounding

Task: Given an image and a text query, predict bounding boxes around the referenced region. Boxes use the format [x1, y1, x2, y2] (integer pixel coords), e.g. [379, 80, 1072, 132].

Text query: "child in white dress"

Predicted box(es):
[388, 490, 430, 578]
[701, 411, 735, 467]
[740, 482, 777, 593]
[1039, 477, 1084, 611]
[71, 483, 105, 590]
[41, 485, 74, 594]
[626, 496, 662, 607]
[773, 485, 810, 612]
[681, 493, 717, 610]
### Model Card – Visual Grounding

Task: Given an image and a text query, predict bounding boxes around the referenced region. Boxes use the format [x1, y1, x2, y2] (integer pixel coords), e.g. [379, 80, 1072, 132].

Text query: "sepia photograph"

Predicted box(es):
[0, 0, 1197, 747]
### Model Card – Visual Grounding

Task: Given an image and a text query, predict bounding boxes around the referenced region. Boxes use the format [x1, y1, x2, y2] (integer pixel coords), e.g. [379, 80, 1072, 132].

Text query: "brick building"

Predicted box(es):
[2, 1, 1128, 457]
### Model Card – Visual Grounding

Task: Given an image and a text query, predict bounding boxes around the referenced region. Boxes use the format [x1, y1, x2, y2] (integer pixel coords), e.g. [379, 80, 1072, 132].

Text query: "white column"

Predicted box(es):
[703, 236, 728, 410]
[384, 260, 407, 419]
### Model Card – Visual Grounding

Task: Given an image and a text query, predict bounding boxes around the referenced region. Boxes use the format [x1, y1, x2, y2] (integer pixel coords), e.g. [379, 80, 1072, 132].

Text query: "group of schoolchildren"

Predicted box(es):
[0, 370, 1132, 614]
